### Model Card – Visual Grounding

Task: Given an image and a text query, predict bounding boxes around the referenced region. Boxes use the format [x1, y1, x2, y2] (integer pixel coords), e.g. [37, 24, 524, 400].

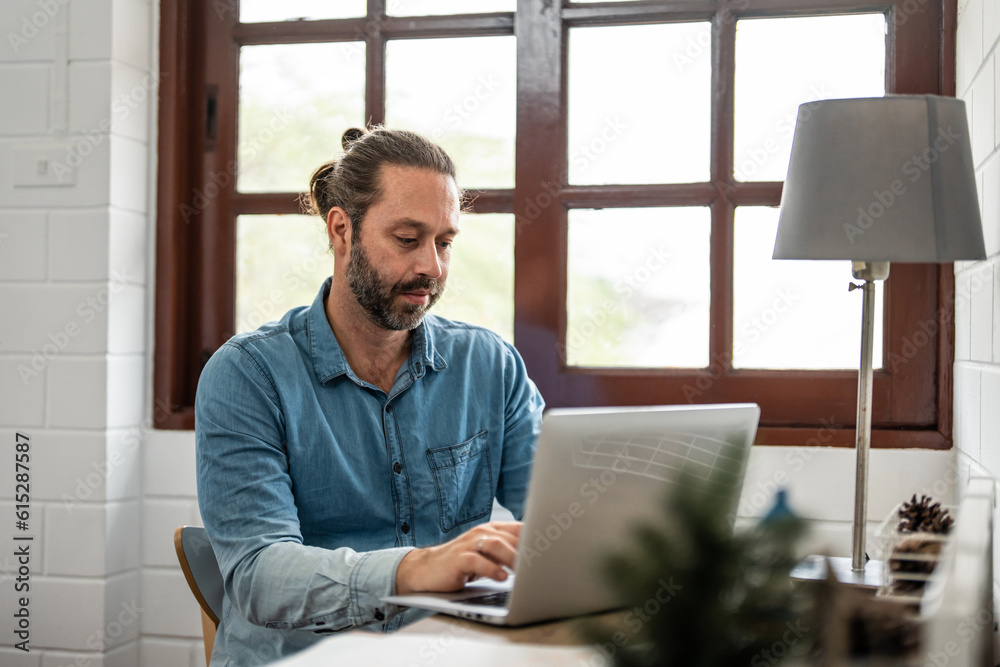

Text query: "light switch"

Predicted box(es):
[13, 145, 77, 186]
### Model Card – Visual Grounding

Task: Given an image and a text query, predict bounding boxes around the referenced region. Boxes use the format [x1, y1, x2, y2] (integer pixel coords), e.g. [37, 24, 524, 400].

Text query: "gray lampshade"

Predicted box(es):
[774, 95, 985, 262]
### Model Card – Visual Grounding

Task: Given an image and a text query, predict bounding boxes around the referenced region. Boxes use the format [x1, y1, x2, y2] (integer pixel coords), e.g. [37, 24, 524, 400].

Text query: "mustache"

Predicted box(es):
[391, 277, 441, 296]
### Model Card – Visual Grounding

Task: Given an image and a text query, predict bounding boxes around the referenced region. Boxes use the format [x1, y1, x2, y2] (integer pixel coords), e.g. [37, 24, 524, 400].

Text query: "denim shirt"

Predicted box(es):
[195, 278, 544, 666]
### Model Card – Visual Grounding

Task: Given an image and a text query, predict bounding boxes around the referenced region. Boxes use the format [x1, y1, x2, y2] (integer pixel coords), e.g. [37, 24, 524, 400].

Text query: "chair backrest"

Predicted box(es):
[174, 525, 224, 625]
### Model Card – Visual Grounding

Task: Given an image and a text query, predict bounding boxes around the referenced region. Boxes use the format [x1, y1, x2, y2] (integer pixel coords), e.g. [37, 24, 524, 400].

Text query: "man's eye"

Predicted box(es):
[397, 237, 417, 245]
[438, 241, 452, 250]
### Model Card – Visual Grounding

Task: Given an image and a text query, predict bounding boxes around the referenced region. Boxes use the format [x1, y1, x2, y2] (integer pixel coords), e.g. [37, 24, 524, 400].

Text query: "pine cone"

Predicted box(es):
[897, 494, 953, 534]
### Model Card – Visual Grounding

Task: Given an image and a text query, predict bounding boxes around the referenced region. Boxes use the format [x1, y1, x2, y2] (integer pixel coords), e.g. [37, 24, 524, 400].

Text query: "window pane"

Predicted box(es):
[387, 0, 514, 15]
[732, 207, 883, 369]
[235, 215, 330, 334]
[568, 23, 711, 185]
[386, 37, 515, 189]
[238, 44, 366, 193]
[432, 213, 514, 343]
[734, 14, 885, 182]
[240, 0, 365, 22]
[566, 208, 710, 368]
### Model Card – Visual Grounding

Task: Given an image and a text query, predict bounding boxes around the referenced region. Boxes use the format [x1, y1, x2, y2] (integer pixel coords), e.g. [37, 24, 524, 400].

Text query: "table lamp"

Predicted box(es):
[773, 95, 985, 576]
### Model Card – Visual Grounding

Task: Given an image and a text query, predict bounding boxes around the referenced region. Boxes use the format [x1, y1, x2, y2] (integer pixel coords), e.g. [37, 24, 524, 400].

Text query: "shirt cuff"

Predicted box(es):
[349, 546, 416, 626]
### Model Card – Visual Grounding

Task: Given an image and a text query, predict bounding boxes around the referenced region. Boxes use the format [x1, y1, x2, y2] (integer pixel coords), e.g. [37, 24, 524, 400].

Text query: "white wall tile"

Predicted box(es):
[0, 284, 110, 354]
[105, 500, 140, 574]
[0, 646, 40, 666]
[106, 354, 144, 428]
[26, 430, 115, 502]
[956, 269, 973, 360]
[107, 285, 145, 354]
[982, 152, 1000, 258]
[110, 62, 152, 143]
[0, 139, 111, 209]
[0, 358, 46, 426]
[108, 209, 147, 286]
[69, 0, 113, 61]
[105, 428, 142, 501]
[140, 569, 203, 638]
[68, 61, 112, 137]
[45, 502, 107, 575]
[986, 0, 1000, 64]
[971, 262, 995, 361]
[42, 642, 139, 667]
[144, 431, 198, 497]
[47, 357, 107, 429]
[112, 0, 152, 69]
[109, 136, 148, 213]
[958, 0, 985, 96]
[955, 362, 983, 459]
[30, 576, 108, 650]
[0, 64, 50, 135]
[142, 499, 201, 568]
[981, 366, 1000, 477]
[995, 263, 1000, 363]
[101, 572, 142, 651]
[48, 208, 110, 281]
[0, 0, 61, 63]
[140, 637, 200, 667]
[0, 211, 47, 281]
[972, 62, 996, 168]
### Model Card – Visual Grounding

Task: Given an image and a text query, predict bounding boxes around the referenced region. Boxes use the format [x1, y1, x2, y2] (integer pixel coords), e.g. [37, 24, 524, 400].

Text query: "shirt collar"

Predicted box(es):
[307, 277, 447, 385]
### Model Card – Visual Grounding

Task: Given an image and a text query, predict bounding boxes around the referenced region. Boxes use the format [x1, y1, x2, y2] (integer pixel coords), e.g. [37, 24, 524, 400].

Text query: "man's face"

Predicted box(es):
[345, 165, 460, 331]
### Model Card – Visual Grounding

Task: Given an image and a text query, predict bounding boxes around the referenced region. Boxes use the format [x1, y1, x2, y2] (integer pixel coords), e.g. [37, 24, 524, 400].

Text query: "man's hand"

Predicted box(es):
[394, 522, 521, 595]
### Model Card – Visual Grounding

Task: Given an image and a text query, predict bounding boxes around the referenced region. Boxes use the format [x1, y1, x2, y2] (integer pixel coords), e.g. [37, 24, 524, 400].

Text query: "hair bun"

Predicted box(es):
[342, 127, 366, 150]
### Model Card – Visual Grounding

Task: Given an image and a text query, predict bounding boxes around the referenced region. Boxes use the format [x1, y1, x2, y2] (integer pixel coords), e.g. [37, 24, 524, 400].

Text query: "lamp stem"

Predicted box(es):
[851, 261, 888, 572]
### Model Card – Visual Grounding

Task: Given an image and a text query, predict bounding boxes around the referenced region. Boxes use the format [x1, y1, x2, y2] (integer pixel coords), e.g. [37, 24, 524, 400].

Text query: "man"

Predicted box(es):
[195, 127, 544, 665]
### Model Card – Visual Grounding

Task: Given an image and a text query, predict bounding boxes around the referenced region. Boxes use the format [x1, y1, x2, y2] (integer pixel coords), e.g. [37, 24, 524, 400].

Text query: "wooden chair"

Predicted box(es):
[174, 526, 224, 666]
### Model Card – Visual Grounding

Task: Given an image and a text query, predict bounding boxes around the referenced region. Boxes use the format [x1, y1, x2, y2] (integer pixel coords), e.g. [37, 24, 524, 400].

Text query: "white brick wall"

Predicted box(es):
[0, 1, 985, 665]
[0, 0, 157, 664]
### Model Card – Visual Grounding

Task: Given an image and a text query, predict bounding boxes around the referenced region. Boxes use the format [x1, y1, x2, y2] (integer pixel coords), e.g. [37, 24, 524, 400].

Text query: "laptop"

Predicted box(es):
[381, 403, 760, 626]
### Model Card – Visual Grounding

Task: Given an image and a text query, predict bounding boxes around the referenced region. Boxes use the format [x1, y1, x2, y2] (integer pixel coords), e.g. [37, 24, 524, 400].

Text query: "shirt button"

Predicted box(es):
[385, 404, 392, 412]
[393, 462, 402, 474]
[401, 522, 410, 534]
[374, 609, 385, 621]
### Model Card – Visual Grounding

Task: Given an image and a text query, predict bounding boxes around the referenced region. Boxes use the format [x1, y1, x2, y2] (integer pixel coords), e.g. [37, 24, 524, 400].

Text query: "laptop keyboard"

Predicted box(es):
[453, 590, 510, 607]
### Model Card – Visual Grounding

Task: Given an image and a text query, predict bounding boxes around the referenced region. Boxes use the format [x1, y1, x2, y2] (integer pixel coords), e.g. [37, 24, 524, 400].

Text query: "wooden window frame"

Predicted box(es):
[156, 0, 957, 450]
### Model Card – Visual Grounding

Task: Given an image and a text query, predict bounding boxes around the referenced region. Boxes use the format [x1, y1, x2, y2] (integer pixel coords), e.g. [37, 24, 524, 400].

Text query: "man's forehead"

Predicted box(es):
[389, 218, 460, 236]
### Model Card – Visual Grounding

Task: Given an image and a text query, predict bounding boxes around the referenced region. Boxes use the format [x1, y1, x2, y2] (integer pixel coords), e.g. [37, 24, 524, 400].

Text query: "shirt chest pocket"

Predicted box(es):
[425, 430, 493, 533]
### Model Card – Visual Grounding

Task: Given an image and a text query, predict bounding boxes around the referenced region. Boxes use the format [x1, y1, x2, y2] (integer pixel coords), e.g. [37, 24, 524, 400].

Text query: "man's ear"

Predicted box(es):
[327, 207, 352, 255]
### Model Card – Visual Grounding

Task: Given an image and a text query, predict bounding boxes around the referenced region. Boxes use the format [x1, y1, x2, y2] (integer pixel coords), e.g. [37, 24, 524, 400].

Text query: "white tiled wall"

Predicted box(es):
[0, 1, 989, 665]
[954, 0, 1000, 625]
[0, 0, 152, 664]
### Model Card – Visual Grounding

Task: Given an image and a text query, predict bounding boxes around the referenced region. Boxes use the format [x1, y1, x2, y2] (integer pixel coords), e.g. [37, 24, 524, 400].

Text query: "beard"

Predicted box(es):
[346, 239, 443, 331]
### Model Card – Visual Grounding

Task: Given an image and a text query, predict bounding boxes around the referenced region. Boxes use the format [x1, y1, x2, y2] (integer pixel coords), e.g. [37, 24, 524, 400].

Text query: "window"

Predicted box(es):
[156, 0, 955, 450]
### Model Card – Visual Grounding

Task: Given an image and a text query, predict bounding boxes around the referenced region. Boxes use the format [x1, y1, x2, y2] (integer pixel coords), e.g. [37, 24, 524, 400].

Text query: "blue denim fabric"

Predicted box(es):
[194, 278, 544, 666]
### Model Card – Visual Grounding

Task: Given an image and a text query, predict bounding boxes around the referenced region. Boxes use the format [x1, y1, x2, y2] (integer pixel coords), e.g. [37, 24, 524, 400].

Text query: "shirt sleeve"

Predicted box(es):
[494, 340, 546, 519]
[195, 342, 413, 633]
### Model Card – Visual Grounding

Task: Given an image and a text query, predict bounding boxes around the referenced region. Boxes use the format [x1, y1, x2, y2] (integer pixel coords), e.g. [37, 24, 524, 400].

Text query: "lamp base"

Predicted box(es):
[791, 555, 883, 591]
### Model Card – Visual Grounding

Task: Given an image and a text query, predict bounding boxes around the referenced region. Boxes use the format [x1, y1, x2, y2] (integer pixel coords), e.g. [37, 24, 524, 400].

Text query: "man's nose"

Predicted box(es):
[414, 242, 444, 279]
